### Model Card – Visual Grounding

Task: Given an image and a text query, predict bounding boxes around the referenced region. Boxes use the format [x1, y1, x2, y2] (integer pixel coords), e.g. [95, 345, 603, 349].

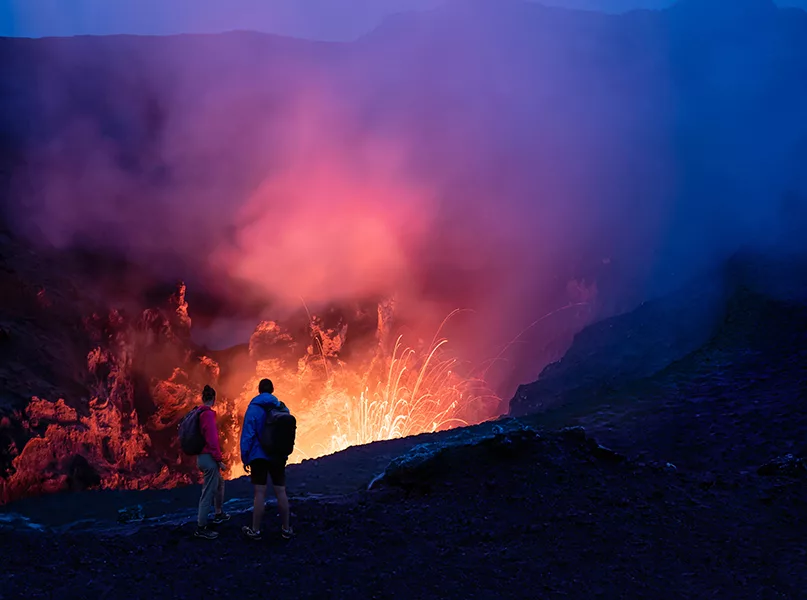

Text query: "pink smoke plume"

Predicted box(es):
[216, 93, 436, 307]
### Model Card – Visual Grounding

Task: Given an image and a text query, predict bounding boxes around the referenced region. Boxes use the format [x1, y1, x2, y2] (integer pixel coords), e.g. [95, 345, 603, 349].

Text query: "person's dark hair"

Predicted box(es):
[202, 385, 216, 405]
[258, 379, 274, 395]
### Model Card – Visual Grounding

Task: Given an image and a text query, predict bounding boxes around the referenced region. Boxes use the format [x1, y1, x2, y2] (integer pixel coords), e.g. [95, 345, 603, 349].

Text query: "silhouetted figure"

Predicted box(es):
[195, 385, 229, 540]
[240, 378, 294, 540]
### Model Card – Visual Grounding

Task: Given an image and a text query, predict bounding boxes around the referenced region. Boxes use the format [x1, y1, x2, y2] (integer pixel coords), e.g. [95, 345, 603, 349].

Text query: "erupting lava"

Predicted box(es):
[322, 336, 484, 452]
[225, 306, 500, 478]
[0, 274, 595, 504]
[0, 282, 502, 504]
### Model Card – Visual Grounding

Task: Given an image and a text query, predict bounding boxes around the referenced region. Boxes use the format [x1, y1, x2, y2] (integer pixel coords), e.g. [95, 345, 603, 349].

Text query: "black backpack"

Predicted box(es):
[259, 402, 296, 459]
[178, 407, 206, 455]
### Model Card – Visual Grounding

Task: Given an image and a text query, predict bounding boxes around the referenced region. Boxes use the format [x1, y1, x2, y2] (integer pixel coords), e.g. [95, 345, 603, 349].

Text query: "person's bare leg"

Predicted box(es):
[252, 484, 267, 532]
[274, 485, 290, 531]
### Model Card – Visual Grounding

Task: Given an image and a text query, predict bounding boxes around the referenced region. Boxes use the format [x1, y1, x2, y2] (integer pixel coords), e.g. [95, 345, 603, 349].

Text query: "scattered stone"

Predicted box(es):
[117, 505, 146, 524]
[757, 454, 807, 477]
[66, 454, 101, 491]
[369, 425, 541, 490]
[585, 438, 627, 463]
[758, 492, 775, 505]
[560, 426, 588, 443]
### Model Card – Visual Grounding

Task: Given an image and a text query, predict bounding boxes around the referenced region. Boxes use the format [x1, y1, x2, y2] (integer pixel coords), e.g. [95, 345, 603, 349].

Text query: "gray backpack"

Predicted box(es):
[178, 407, 205, 455]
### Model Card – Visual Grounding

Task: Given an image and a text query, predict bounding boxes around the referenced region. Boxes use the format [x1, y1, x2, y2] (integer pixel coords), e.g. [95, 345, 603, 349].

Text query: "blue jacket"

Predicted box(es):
[240, 393, 283, 465]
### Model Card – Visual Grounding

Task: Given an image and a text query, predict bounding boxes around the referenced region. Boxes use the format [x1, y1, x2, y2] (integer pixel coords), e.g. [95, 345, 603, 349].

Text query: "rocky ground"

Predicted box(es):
[1, 423, 805, 599]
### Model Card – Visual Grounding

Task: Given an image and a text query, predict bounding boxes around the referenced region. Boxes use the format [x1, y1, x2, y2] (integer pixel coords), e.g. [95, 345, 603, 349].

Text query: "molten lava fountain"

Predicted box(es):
[225, 303, 500, 478]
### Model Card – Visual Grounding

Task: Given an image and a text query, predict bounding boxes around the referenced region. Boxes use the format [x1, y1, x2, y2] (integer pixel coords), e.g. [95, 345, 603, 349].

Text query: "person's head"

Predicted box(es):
[202, 385, 216, 406]
[258, 379, 274, 395]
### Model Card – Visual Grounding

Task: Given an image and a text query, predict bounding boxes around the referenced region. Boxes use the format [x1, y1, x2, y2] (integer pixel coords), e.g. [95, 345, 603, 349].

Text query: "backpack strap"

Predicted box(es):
[261, 401, 290, 417]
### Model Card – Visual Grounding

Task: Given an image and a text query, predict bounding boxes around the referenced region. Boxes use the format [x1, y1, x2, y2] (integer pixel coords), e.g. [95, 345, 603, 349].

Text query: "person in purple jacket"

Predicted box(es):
[239, 379, 293, 541]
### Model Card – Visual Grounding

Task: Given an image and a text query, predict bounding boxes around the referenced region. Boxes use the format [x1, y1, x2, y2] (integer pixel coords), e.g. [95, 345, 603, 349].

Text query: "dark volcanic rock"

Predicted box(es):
[509, 271, 731, 417]
[66, 454, 102, 491]
[371, 424, 541, 491]
[758, 454, 807, 477]
[248, 320, 297, 362]
[585, 438, 626, 463]
[510, 256, 807, 477]
[372, 422, 628, 492]
[117, 504, 145, 524]
[510, 255, 807, 419]
[2, 415, 807, 599]
[0, 235, 224, 503]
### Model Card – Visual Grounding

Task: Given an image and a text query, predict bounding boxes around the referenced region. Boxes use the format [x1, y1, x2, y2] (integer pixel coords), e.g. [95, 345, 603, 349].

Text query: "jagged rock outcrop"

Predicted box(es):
[370, 422, 625, 493]
[509, 271, 732, 417]
[0, 273, 223, 504]
[758, 454, 807, 477]
[249, 320, 297, 363]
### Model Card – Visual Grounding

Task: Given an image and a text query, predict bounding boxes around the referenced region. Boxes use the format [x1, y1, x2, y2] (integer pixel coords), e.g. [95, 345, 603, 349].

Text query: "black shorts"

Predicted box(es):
[249, 458, 286, 487]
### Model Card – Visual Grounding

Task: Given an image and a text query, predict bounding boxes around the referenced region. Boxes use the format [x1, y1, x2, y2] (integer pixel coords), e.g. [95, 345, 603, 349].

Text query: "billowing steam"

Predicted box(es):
[217, 93, 435, 307]
[3, 0, 807, 396]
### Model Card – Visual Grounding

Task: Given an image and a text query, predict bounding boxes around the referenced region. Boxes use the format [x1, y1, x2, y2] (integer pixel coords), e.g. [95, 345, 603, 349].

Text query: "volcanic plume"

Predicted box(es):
[2, 0, 807, 502]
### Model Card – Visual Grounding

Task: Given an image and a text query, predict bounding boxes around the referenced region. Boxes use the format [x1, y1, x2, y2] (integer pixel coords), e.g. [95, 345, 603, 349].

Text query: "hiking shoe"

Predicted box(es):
[211, 512, 231, 525]
[281, 526, 294, 540]
[241, 526, 262, 540]
[194, 526, 219, 540]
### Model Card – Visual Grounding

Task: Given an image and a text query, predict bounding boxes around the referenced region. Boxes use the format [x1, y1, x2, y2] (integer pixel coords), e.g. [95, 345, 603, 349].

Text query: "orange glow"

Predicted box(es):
[224, 308, 500, 478]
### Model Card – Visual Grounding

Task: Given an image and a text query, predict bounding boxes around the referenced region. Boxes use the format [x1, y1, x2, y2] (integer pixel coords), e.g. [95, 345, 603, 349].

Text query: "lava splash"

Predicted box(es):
[223, 304, 501, 478]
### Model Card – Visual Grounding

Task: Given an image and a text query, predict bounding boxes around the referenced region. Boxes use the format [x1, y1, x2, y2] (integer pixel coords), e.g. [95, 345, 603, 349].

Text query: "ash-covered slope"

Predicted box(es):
[511, 254, 807, 474]
[509, 271, 732, 416]
[2, 420, 805, 598]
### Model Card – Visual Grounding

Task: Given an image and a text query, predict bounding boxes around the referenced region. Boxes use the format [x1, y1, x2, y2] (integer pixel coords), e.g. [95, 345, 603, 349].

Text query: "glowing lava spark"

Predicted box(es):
[224, 310, 500, 478]
[315, 334, 492, 455]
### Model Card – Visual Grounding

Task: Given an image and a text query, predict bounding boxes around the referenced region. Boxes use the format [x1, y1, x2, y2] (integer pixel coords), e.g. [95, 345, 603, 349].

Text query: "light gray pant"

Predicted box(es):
[197, 453, 224, 527]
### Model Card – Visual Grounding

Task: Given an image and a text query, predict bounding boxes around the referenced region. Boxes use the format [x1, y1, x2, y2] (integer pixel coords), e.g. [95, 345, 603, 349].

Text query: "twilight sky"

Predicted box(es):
[1, 0, 804, 40]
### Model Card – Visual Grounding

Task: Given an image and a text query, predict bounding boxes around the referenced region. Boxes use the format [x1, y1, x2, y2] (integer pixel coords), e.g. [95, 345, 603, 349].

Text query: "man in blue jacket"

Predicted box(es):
[240, 378, 293, 540]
